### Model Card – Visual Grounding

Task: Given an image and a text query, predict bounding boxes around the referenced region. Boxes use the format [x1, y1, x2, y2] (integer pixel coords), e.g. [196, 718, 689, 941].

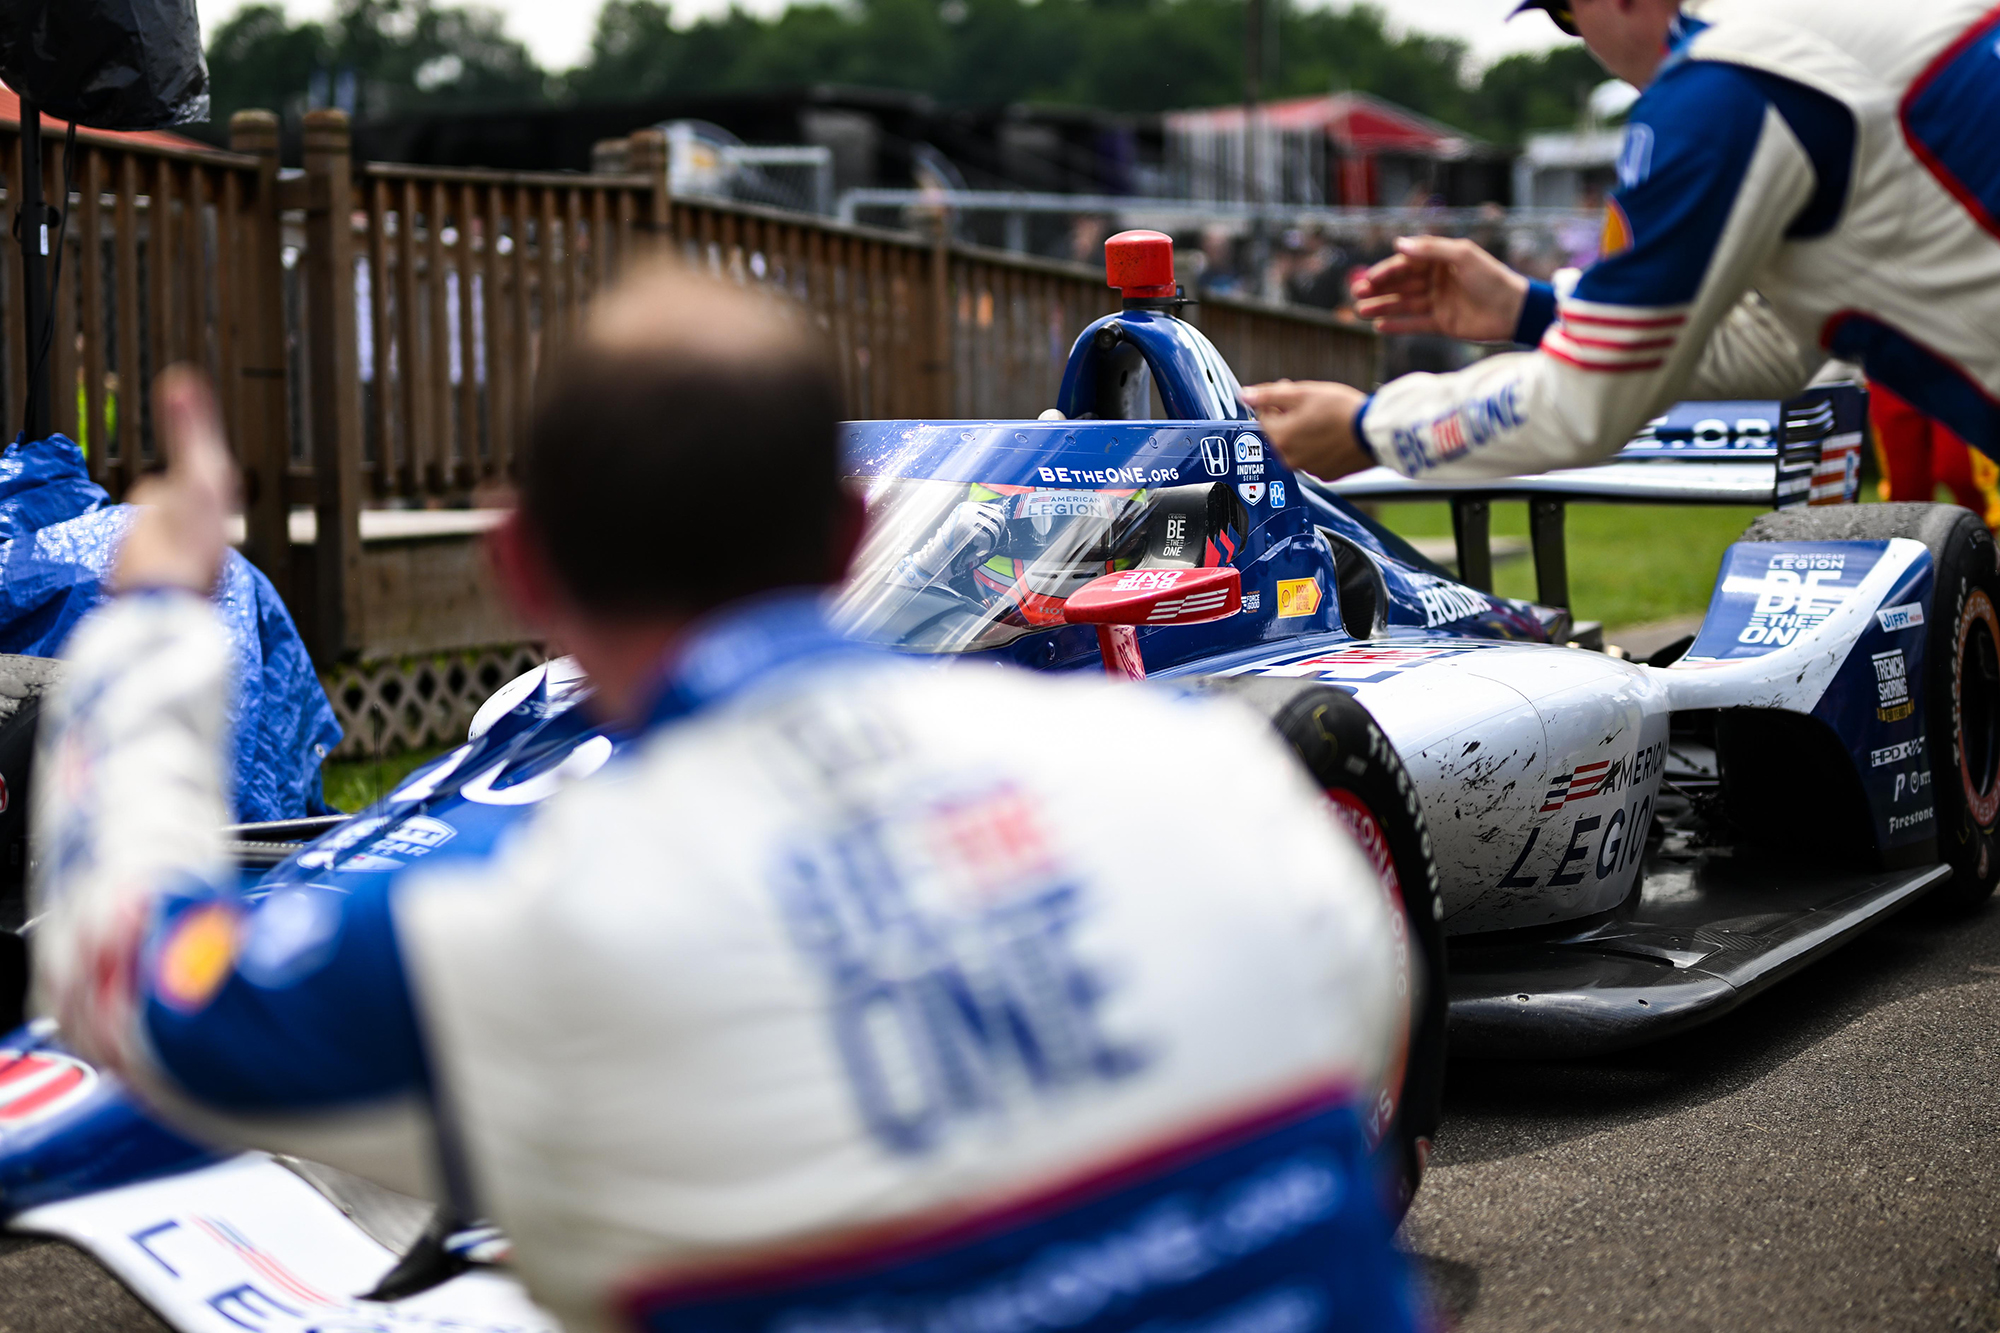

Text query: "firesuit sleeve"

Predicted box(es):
[1683, 289, 1828, 402]
[1355, 61, 1822, 480]
[29, 591, 440, 1197]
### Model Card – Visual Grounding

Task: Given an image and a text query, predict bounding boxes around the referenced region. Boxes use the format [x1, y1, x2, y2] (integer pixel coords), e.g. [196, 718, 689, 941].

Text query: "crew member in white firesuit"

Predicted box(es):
[1242, 0, 2000, 483]
[28, 265, 1421, 1332]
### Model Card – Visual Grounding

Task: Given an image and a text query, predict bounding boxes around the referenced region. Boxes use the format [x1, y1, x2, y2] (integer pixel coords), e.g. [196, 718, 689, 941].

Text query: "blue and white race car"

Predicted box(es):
[0, 233, 1991, 1327]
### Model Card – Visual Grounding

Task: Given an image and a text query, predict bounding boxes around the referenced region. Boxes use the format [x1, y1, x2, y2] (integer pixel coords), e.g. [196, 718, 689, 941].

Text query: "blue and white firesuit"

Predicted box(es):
[28, 588, 1418, 1333]
[1359, 0, 2000, 478]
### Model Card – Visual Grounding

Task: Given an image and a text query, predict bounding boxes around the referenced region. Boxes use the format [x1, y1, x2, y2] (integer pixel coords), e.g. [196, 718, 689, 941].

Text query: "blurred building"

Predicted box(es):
[1164, 93, 1510, 208]
[352, 85, 1165, 203]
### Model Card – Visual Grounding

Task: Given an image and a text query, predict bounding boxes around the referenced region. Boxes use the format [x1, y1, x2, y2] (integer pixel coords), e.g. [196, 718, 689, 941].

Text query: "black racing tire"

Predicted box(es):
[1186, 675, 1446, 1217]
[1741, 503, 2000, 912]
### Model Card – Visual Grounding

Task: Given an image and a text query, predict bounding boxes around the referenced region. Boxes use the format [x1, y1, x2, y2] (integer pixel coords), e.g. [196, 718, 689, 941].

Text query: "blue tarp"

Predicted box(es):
[0, 435, 340, 821]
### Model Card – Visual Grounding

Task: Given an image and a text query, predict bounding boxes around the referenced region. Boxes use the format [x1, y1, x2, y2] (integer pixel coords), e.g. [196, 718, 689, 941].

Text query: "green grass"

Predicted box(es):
[320, 745, 453, 815]
[1372, 501, 1758, 630]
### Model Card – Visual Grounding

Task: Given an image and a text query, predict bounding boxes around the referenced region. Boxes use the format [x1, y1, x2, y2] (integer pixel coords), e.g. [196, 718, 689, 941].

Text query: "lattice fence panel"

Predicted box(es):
[322, 644, 546, 760]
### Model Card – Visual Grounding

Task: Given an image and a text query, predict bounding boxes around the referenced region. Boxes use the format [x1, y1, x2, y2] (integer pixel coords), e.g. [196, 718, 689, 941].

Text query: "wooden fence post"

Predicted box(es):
[628, 128, 672, 262]
[926, 215, 954, 419]
[301, 109, 363, 664]
[228, 110, 294, 600]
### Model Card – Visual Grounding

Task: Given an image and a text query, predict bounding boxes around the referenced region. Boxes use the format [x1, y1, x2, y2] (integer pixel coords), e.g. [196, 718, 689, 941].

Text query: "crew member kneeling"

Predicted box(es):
[29, 265, 1420, 1332]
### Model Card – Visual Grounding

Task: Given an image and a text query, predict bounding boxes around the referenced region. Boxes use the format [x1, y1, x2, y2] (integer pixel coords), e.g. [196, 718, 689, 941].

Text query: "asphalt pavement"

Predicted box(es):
[5, 893, 2000, 1332]
[1404, 892, 2000, 1332]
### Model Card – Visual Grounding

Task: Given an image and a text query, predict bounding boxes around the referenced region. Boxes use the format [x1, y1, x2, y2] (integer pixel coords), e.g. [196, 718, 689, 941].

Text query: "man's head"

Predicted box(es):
[1511, 0, 1681, 88]
[493, 261, 858, 720]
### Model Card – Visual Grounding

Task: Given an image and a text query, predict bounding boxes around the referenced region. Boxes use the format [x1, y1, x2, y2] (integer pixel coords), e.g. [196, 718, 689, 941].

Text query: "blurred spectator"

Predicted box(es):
[1872, 380, 2000, 527]
[1468, 202, 1508, 259]
[1286, 228, 1356, 313]
[1069, 212, 1114, 267]
[1197, 226, 1243, 297]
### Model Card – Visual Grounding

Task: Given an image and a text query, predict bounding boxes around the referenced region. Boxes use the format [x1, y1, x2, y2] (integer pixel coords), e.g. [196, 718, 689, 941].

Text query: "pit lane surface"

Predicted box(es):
[2, 897, 1998, 1332]
[1404, 895, 2000, 1331]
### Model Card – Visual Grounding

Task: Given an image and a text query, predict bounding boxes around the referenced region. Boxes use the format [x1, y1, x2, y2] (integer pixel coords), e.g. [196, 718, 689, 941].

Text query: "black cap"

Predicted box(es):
[1509, 0, 1579, 36]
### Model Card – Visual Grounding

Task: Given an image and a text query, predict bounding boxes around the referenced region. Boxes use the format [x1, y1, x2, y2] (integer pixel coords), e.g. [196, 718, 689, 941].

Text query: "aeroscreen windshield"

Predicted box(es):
[835, 478, 1241, 653]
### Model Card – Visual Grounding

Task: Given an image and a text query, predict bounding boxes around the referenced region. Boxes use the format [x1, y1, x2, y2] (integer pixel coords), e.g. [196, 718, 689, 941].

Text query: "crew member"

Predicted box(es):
[1243, 0, 2000, 484]
[29, 266, 1420, 1332]
[1871, 379, 2000, 527]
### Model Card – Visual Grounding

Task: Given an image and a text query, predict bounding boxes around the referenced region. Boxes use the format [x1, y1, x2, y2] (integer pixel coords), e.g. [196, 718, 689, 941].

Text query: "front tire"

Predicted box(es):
[1189, 676, 1447, 1216]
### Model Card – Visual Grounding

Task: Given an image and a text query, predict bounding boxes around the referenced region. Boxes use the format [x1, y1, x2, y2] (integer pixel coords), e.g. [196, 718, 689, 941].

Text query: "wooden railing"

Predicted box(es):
[3, 108, 1377, 664]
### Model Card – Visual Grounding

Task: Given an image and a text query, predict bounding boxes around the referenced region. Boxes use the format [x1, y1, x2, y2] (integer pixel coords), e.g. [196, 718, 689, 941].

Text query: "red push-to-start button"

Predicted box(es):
[1105, 229, 1176, 300]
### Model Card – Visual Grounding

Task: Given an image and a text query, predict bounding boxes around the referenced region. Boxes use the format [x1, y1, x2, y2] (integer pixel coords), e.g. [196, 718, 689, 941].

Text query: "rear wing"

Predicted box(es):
[1314, 382, 1868, 610]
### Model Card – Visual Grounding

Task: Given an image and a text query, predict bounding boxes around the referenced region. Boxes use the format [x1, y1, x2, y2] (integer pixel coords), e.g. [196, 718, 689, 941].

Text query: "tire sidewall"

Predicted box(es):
[1932, 518, 2000, 904]
[1267, 687, 1448, 1212]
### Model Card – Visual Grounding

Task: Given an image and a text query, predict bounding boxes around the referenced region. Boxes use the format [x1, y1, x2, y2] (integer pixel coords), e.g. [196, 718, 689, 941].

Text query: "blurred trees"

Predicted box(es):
[206, 0, 547, 123]
[206, 0, 1605, 144]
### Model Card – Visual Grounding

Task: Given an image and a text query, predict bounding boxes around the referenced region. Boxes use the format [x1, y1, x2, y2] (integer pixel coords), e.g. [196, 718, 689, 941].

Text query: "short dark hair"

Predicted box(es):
[521, 267, 844, 617]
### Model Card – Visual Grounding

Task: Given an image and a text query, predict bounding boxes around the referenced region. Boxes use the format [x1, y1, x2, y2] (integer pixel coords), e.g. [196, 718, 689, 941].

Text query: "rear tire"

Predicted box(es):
[1740, 503, 2000, 912]
[1187, 676, 1446, 1217]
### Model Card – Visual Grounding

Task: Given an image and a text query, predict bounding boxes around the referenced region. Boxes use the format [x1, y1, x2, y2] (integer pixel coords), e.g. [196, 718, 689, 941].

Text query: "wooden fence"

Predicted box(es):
[0, 107, 1377, 665]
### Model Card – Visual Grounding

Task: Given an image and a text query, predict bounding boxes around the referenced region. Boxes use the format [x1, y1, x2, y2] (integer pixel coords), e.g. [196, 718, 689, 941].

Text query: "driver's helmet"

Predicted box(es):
[965, 483, 1147, 626]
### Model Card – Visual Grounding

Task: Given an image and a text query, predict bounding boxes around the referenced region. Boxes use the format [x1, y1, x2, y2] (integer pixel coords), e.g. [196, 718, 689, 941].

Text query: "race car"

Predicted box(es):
[0, 230, 1991, 1328]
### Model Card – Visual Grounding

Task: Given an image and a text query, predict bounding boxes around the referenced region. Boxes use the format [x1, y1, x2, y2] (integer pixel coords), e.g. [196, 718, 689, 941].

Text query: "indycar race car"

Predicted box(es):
[0, 230, 1992, 1329]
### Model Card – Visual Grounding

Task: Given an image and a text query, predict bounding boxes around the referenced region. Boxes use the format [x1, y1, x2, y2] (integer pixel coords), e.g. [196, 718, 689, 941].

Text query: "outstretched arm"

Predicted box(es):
[31, 370, 438, 1197]
[1257, 62, 1831, 482]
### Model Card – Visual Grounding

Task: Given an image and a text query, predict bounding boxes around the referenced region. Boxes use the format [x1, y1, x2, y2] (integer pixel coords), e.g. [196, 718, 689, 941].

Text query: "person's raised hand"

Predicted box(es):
[1352, 236, 1530, 342]
[1240, 379, 1374, 481]
[113, 366, 239, 595]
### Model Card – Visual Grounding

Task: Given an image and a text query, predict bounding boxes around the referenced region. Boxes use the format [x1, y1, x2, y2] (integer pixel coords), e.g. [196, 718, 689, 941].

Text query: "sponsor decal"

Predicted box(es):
[1242, 591, 1262, 612]
[1235, 435, 1265, 464]
[1877, 602, 1925, 632]
[1600, 197, 1635, 258]
[153, 902, 242, 1013]
[1738, 553, 1851, 646]
[1538, 742, 1664, 813]
[772, 785, 1145, 1153]
[1270, 481, 1286, 508]
[295, 815, 389, 870]
[1616, 123, 1655, 189]
[1387, 385, 1527, 474]
[1238, 482, 1267, 507]
[1872, 737, 1924, 767]
[1201, 436, 1229, 477]
[1237, 462, 1266, 479]
[1889, 807, 1935, 834]
[1412, 575, 1490, 628]
[1892, 766, 1933, 803]
[1160, 513, 1190, 561]
[1269, 643, 1488, 684]
[1107, 568, 1188, 592]
[1032, 466, 1180, 487]
[1275, 577, 1321, 619]
[360, 815, 457, 864]
[1019, 492, 1116, 519]
[0, 1049, 97, 1128]
[1873, 648, 1915, 722]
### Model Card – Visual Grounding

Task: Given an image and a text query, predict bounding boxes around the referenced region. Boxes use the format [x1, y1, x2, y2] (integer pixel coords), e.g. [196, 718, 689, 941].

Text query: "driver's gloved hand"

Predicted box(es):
[896, 500, 1005, 585]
